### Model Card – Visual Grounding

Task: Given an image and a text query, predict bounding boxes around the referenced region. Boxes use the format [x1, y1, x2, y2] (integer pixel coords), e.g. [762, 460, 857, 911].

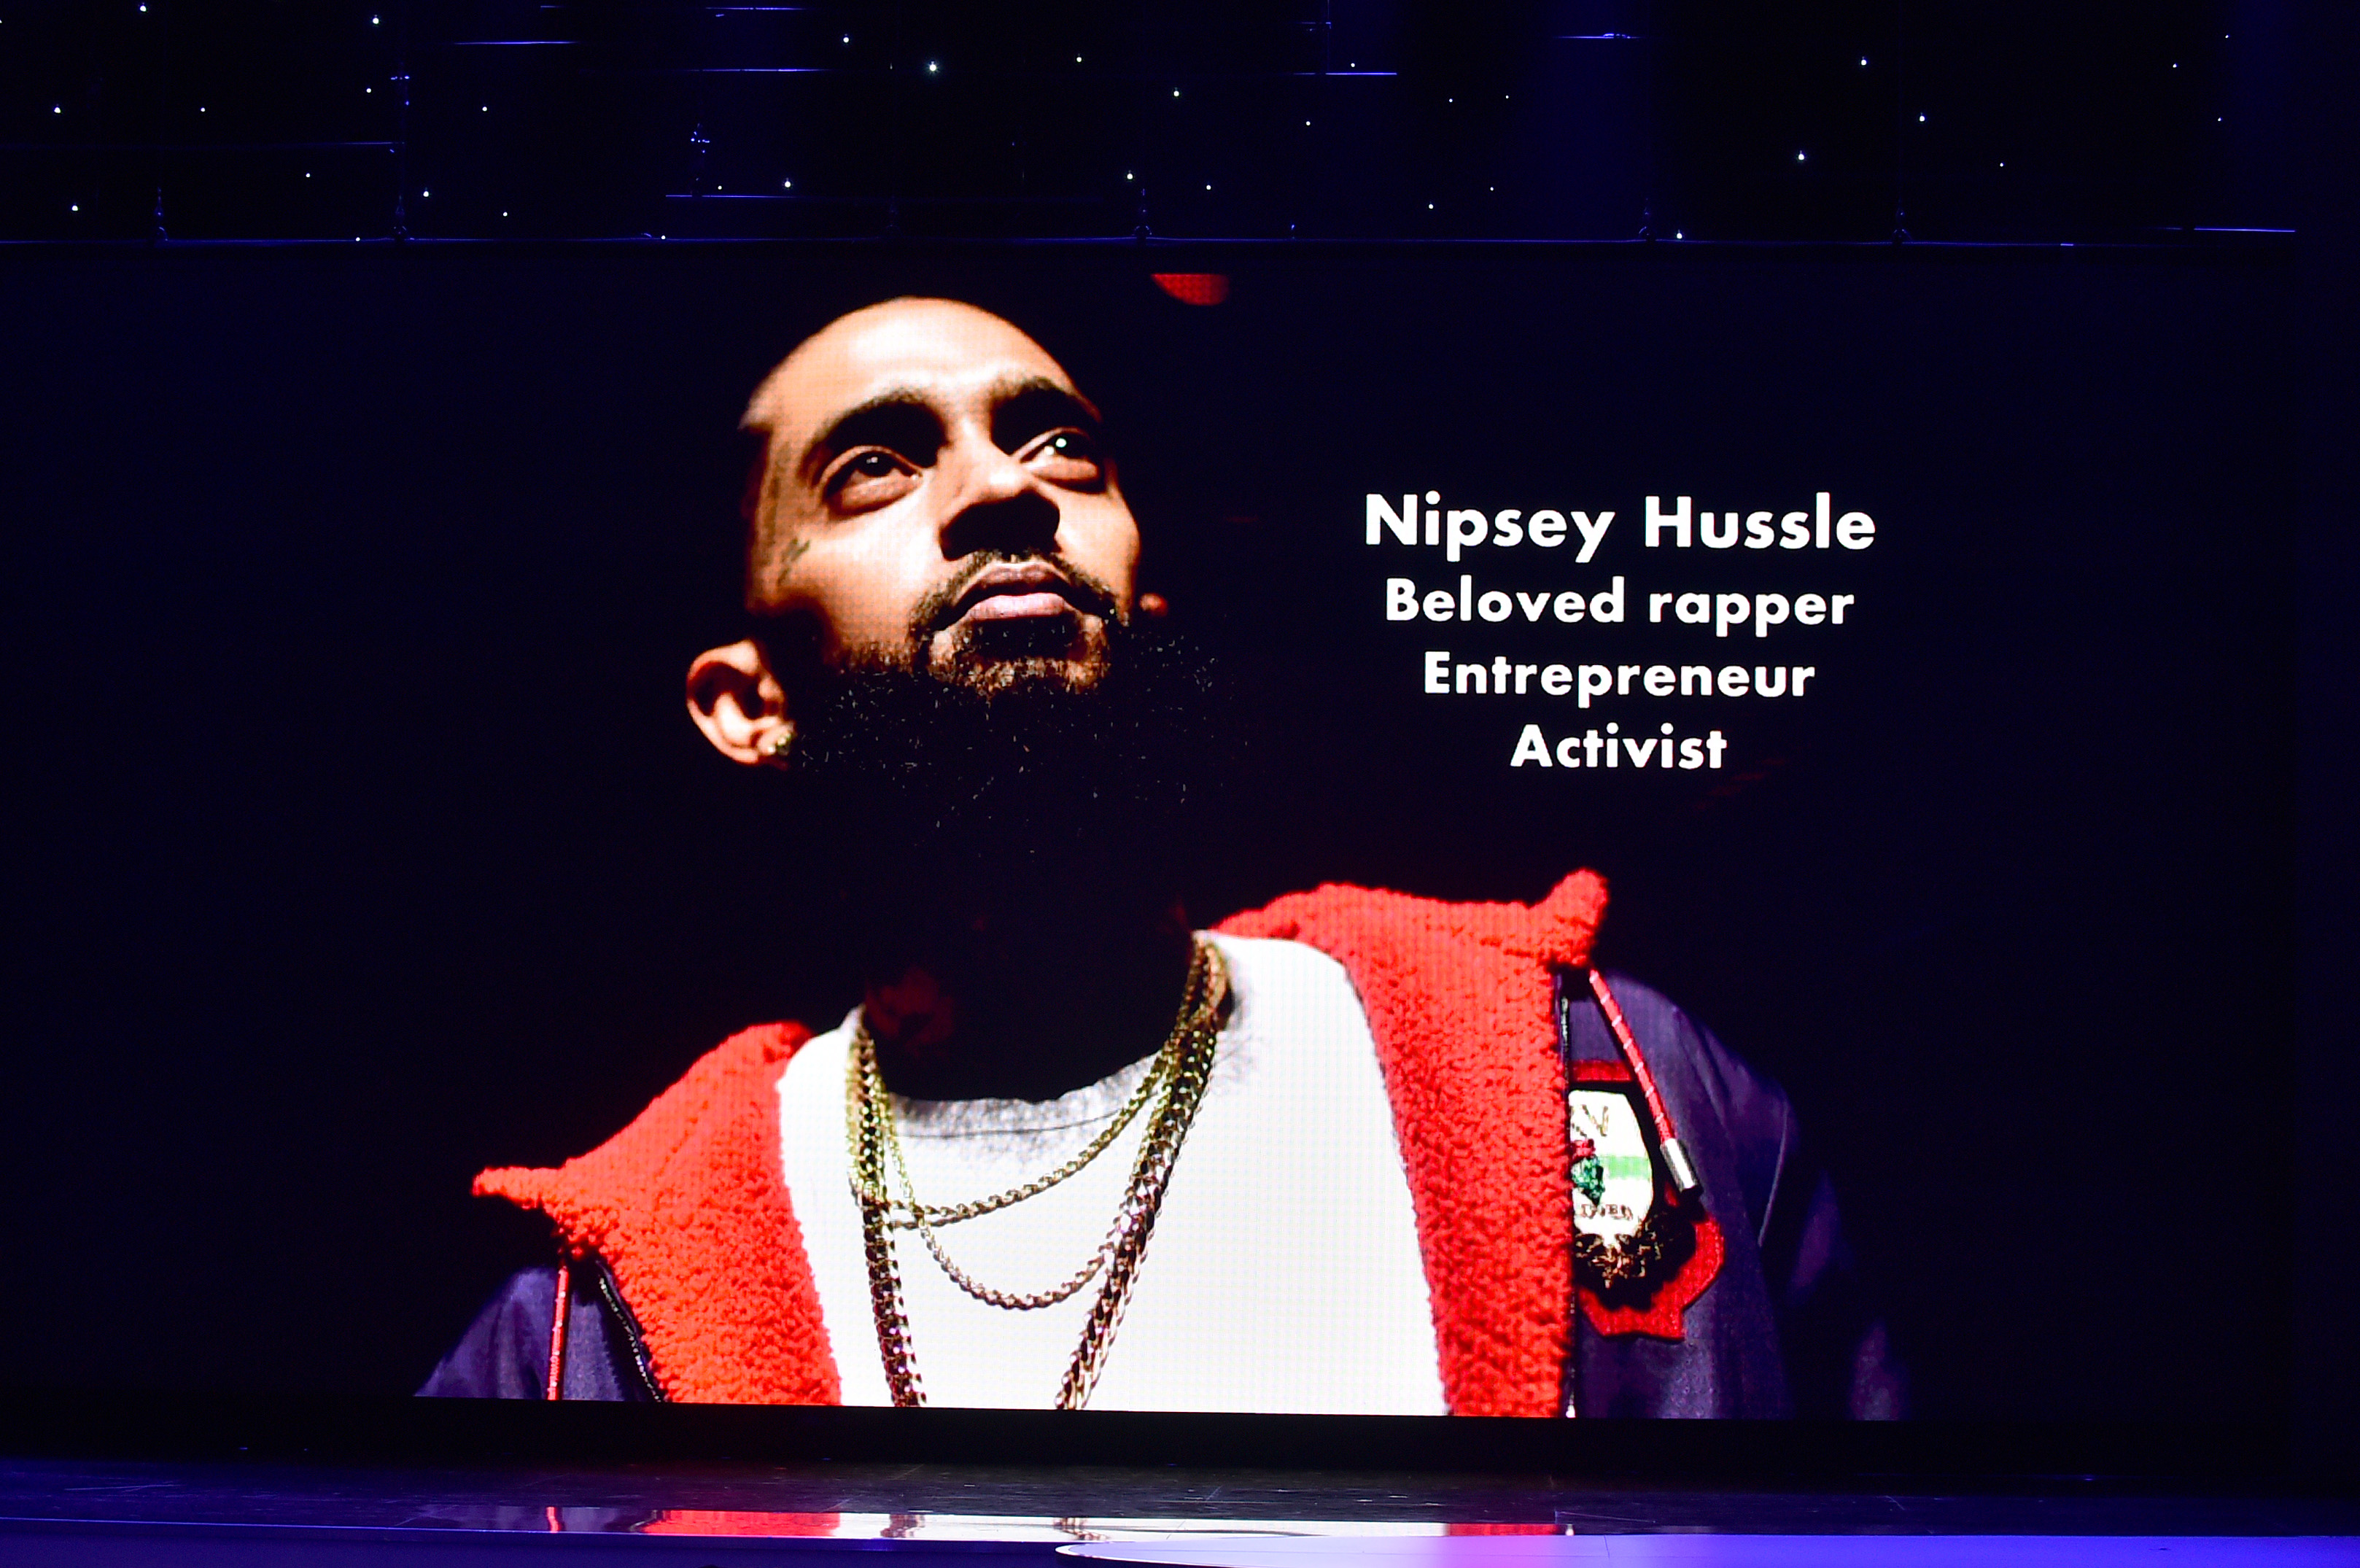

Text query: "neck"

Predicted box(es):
[858, 894, 1198, 1102]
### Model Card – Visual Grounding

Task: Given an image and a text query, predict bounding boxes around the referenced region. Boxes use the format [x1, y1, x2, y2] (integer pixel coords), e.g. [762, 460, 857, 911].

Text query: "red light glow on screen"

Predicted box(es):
[1151, 272, 1230, 306]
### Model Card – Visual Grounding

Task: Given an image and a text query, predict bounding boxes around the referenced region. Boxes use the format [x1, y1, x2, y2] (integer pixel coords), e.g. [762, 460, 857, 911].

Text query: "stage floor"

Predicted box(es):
[3, 1459, 2356, 1565]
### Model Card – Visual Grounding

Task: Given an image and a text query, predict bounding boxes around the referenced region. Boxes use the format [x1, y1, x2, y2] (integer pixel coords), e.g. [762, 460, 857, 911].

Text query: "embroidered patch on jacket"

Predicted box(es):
[1580, 1210, 1723, 1340]
[1565, 1089, 1653, 1240]
[1567, 1081, 1723, 1339]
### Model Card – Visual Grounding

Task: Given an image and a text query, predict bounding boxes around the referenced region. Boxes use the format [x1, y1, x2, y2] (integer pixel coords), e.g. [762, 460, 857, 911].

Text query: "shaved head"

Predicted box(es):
[741, 297, 1133, 611]
[728, 298, 1139, 689]
[687, 297, 1147, 764]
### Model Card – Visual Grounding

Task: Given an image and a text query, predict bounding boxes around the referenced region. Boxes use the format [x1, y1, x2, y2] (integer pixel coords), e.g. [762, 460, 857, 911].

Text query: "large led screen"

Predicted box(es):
[1, 243, 2295, 1422]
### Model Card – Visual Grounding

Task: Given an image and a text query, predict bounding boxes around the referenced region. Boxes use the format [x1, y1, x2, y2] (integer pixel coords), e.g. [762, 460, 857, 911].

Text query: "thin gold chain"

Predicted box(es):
[847, 1019, 1179, 1228]
[853, 939, 1220, 1309]
[847, 938, 1227, 1410]
[876, 1059, 1119, 1309]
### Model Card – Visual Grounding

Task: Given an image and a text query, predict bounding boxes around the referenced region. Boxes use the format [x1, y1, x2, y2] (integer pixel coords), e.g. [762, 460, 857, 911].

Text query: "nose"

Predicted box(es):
[936, 429, 1060, 562]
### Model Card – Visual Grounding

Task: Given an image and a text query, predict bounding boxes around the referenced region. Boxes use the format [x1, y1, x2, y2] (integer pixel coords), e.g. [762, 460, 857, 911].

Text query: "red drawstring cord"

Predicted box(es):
[545, 1260, 571, 1400]
[1586, 968, 1702, 1195]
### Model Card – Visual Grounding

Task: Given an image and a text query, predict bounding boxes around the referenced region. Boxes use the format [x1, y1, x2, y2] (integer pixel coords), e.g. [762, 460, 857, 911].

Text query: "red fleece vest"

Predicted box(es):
[478, 870, 1721, 1413]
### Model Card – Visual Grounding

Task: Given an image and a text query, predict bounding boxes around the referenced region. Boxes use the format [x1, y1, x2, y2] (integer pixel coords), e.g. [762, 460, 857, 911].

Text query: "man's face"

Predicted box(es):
[743, 298, 1139, 693]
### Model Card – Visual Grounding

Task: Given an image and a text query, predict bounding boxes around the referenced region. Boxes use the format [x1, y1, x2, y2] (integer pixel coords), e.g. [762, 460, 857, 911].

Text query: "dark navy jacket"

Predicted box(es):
[424, 969, 1903, 1418]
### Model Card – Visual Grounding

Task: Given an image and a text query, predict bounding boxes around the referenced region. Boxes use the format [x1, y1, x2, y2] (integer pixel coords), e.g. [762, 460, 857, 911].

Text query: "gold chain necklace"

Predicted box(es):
[848, 1023, 1177, 1229]
[847, 938, 1227, 1410]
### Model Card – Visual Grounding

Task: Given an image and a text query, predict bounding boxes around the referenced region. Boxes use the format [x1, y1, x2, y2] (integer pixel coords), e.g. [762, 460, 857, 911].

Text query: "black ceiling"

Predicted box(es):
[0, 0, 2295, 242]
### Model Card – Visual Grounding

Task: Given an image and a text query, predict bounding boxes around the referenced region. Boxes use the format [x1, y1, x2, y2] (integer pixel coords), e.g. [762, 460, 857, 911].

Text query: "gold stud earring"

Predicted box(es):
[761, 725, 796, 769]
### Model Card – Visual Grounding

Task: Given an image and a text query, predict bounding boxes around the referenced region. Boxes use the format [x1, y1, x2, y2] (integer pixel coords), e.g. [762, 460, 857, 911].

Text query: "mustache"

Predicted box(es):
[913, 553, 1122, 639]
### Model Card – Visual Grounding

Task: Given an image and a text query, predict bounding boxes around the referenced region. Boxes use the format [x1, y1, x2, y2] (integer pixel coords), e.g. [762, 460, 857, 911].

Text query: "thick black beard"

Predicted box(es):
[780, 619, 1224, 971]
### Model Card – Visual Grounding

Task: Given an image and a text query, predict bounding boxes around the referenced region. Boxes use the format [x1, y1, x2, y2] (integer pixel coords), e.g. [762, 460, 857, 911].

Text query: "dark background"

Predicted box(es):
[0, 239, 2297, 1422]
[0, 0, 2349, 1474]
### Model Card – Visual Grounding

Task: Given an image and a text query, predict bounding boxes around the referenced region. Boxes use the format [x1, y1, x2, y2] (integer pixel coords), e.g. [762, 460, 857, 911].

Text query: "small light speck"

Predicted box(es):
[1860, 56, 1868, 65]
[502, 210, 509, 217]
[1427, 202, 1435, 209]
[70, 203, 77, 211]
[371, 14, 379, 22]
[53, 105, 60, 113]
[783, 179, 792, 188]
[422, 189, 430, 196]
[1676, 231, 1683, 238]
[1205, 184, 1211, 191]
[1172, 88, 1180, 97]
[481, 105, 488, 112]
[1796, 151, 1806, 161]
[1075, 55, 1082, 63]
[305, 171, 311, 178]
[926, 61, 938, 72]
[1917, 113, 1926, 122]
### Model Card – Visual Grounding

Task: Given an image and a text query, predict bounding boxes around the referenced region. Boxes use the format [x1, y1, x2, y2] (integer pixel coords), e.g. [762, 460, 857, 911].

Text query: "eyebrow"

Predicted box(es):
[795, 391, 943, 485]
[792, 374, 1103, 485]
[990, 379, 1106, 452]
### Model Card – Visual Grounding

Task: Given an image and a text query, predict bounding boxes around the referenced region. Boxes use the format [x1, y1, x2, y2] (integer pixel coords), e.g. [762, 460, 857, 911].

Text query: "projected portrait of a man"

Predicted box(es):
[422, 298, 1901, 1420]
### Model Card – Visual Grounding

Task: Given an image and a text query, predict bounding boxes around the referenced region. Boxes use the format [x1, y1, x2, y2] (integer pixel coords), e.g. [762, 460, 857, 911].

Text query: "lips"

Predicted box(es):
[962, 590, 1071, 623]
[942, 562, 1091, 629]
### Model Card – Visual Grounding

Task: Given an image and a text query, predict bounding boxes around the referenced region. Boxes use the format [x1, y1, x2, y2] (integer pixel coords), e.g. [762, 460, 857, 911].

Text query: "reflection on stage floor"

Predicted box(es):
[1, 1457, 2356, 1564]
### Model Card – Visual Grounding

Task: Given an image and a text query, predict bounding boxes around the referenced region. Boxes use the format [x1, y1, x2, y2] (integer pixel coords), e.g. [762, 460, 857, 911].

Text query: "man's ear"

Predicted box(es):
[687, 639, 792, 766]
